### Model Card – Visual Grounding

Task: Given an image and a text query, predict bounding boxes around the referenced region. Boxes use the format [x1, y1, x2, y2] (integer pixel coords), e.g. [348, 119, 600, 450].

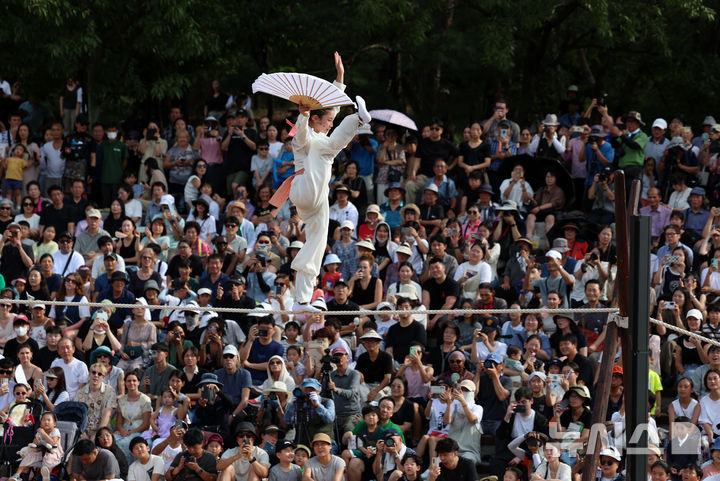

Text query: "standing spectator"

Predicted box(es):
[41, 186, 76, 237]
[475, 352, 512, 434]
[444, 380, 483, 466]
[405, 119, 457, 205]
[608, 109, 648, 193]
[422, 257, 459, 331]
[40, 122, 65, 194]
[222, 109, 257, 196]
[59, 77, 82, 135]
[0, 222, 34, 281]
[164, 131, 199, 195]
[529, 114, 566, 160]
[98, 123, 128, 206]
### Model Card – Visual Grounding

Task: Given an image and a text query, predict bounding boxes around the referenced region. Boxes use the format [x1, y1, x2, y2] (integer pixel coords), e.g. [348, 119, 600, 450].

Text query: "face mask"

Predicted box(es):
[107, 132, 118, 140]
[186, 316, 199, 328]
[15, 327, 28, 337]
[463, 392, 475, 404]
[93, 329, 106, 335]
[256, 243, 270, 252]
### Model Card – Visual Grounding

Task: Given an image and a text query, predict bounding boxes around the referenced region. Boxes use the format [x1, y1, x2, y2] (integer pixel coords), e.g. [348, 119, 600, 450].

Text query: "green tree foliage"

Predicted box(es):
[1, 0, 717, 128]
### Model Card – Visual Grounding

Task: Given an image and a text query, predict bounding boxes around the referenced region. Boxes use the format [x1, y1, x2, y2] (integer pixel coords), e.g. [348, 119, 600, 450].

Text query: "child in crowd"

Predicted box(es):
[503, 345, 525, 374]
[147, 389, 184, 443]
[321, 254, 341, 301]
[12, 412, 63, 481]
[124, 169, 143, 199]
[416, 380, 453, 460]
[282, 322, 302, 354]
[268, 440, 302, 481]
[3, 144, 28, 206]
[285, 345, 306, 387]
[293, 445, 311, 471]
[204, 433, 224, 460]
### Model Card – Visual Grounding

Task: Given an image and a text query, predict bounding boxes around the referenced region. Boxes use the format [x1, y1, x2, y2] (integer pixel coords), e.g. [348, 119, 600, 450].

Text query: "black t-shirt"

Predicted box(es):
[36, 346, 60, 371]
[0, 243, 34, 280]
[64, 196, 89, 224]
[170, 450, 218, 481]
[422, 276, 459, 310]
[0, 218, 12, 234]
[436, 456, 477, 481]
[420, 203, 445, 221]
[167, 254, 204, 279]
[327, 298, 360, 326]
[215, 294, 257, 335]
[559, 407, 592, 431]
[3, 337, 40, 365]
[40, 204, 75, 234]
[224, 128, 258, 173]
[477, 372, 513, 421]
[568, 353, 595, 387]
[355, 351, 393, 384]
[415, 138, 458, 177]
[391, 398, 415, 427]
[458, 141, 491, 167]
[384, 321, 427, 362]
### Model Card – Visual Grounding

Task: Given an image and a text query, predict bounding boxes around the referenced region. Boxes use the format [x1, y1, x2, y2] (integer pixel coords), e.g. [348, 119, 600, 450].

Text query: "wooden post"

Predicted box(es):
[580, 173, 639, 481]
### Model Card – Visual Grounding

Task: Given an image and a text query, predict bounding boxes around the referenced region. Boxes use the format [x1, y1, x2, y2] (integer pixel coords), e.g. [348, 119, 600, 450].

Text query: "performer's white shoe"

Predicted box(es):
[356, 96, 372, 124]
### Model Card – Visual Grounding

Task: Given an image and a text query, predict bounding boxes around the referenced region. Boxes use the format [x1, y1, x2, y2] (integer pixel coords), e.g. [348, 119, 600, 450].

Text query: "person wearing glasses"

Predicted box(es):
[50, 231, 85, 276]
[215, 422, 268, 481]
[74, 362, 117, 439]
[184, 159, 208, 213]
[0, 198, 14, 232]
[250, 140, 273, 189]
[14, 195, 41, 239]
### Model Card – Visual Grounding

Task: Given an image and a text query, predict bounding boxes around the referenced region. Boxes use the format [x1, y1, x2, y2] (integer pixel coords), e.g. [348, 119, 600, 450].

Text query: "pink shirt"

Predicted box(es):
[563, 136, 587, 179]
[198, 137, 223, 165]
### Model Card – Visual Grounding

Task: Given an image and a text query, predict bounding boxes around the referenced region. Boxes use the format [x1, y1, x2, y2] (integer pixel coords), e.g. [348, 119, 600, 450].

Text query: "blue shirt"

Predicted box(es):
[488, 140, 517, 171]
[246, 270, 276, 303]
[684, 207, 710, 237]
[214, 367, 252, 405]
[380, 201, 404, 231]
[584, 142, 615, 186]
[423, 176, 459, 210]
[247, 339, 285, 385]
[199, 272, 230, 303]
[350, 138, 379, 176]
[97, 288, 136, 330]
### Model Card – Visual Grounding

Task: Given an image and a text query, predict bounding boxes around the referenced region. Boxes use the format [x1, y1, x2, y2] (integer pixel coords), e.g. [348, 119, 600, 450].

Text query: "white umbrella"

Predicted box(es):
[369, 109, 418, 131]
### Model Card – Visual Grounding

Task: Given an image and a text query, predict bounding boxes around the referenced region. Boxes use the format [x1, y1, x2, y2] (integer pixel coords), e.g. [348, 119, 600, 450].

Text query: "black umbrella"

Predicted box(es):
[545, 210, 598, 245]
[498, 154, 575, 208]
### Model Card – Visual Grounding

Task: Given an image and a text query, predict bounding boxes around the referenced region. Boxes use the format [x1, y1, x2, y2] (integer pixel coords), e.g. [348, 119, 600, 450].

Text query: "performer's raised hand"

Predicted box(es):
[299, 103, 311, 117]
[334, 51, 344, 84]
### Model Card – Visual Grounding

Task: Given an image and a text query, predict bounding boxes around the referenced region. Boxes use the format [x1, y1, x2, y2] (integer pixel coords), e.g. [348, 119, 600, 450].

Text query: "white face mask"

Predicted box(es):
[185, 316, 199, 328]
[15, 326, 28, 337]
[107, 132, 118, 140]
[93, 329, 106, 335]
[463, 392, 475, 404]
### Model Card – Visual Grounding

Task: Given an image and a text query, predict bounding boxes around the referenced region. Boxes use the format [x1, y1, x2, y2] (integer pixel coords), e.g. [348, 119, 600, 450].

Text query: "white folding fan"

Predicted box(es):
[252, 72, 355, 110]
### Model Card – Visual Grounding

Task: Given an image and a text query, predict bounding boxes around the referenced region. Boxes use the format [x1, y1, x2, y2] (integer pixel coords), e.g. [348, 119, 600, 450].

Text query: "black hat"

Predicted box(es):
[276, 439, 296, 452]
[58, 231, 73, 240]
[234, 421, 258, 440]
[334, 278, 348, 287]
[110, 271, 128, 283]
[481, 316, 500, 332]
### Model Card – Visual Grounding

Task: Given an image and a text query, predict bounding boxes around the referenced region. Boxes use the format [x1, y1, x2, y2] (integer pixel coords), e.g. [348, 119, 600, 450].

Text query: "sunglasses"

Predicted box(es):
[22, 203, 33, 207]
[269, 360, 282, 365]
[142, 256, 154, 260]
[0, 207, 10, 210]
[0, 369, 12, 374]
[65, 279, 76, 284]
[430, 127, 441, 131]
[226, 223, 237, 228]
[197, 164, 207, 168]
[95, 353, 110, 358]
[223, 354, 236, 359]
[600, 460, 616, 466]
[90, 370, 104, 376]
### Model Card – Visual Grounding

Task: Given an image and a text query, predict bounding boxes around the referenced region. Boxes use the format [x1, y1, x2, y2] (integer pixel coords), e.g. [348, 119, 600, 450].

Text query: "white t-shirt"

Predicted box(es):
[158, 443, 183, 472]
[185, 213, 217, 241]
[499, 178, 534, 208]
[14, 213, 40, 231]
[221, 445, 269, 481]
[699, 394, 720, 435]
[51, 357, 89, 399]
[329, 202, 359, 229]
[91, 254, 127, 279]
[454, 261, 492, 284]
[51, 250, 85, 276]
[124, 199, 143, 222]
[40, 141, 65, 178]
[128, 454, 165, 481]
[474, 341, 508, 362]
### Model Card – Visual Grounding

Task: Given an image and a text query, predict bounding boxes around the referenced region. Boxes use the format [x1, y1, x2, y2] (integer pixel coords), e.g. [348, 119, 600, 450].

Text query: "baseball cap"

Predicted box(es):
[528, 371, 547, 383]
[331, 346, 348, 355]
[197, 288, 212, 296]
[301, 378, 322, 391]
[652, 118, 667, 130]
[223, 345, 239, 357]
[86, 208, 102, 219]
[340, 220, 354, 230]
[546, 250, 562, 260]
[486, 352, 503, 364]
[690, 186, 706, 196]
[277, 440, 296, 452]
[687, 309, 704, 321]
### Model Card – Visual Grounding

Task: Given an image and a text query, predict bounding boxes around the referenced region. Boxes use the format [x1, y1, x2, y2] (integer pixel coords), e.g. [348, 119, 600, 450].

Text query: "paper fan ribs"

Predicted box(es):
[252, 72, 355, 110]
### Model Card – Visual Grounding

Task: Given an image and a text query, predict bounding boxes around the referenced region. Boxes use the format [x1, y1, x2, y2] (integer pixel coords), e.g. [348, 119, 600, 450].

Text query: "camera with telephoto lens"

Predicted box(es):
[484, 359, 497, 369]
[588, 136, 600, 144]
[598, 173, 608, 183]
[597, 93, 608, 107]
[385, 437, 395, 447]
[320, 348, 341, 373]
[146, 128, 157, 140]
[293, 387, 310, 422]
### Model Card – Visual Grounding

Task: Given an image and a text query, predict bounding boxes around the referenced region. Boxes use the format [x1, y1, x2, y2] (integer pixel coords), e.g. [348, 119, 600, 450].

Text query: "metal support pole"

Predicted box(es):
[626, 214, 651, 481]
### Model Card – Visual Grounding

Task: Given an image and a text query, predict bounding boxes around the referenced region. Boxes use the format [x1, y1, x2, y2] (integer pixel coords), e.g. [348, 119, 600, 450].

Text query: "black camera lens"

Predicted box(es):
[484, 360, 496, 369]
[385, 438, 395, 447]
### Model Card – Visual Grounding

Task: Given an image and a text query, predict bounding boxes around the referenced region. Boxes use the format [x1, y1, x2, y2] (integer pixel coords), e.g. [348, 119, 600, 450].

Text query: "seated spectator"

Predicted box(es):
[525, 170, 565, 238]
[4, 316, 39, 363]
[32, 366, 68, 412]
[257, 381, 293, 435]
[142, 343, 178, 402]
[128, 436, 166, 481]
[284, 378, 336, 447]
[355, 329, 393, 402]
[373, 428, 413, 481]
[491, 386, 548, 476]
[342, 405, 385, 481]
[558, 333, 594, 386]
[10, 411, 63, 481]
[194, 372, 234, 440]
[36, 325, 62, 370]
[50, 337, 88, 399]
[384, 296, 427, 363]
[239, 314, 284, 386]
[96, 270, 136, 331]
[216, 422, 269, 481]
[74, 362, 116, 439]
[214, 345, 251, 416]
[428, 437, 477, 481]
[439, 349, 473, 383]
[523, 250, 573, 308]
[71, 439, 122, 481]
[166, 428, 218, 481]
[422, 257, 459, 332]
[304, 433, 345, 481]
[444, 379, 483, 465]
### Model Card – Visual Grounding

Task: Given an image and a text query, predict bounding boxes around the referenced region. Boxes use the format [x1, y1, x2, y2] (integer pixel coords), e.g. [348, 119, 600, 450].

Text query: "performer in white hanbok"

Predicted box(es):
[269, 52, 372, 311]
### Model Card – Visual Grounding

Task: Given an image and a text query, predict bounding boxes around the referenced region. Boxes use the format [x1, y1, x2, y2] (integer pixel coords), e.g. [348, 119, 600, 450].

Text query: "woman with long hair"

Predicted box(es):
[250, 183, 274, 227]
[117, 300, 157, 372]
[700, 369, 720, 446]
[115, 370, 152, 460]
[95, 427, 129, 479]
[115, 217, 141, 265]
[389, 376, 419, 439]
[34, 225, 58, 259]
[16, 343, 43, 386]
[117, 183, 143, 224]
[184, 159, 207, 211]
[142, 216, 170, 261]
[33, 366, 68, 411]
[266, 124, 283, 159]
[549, 314, 588, 358]
[15, 123, 40, 195]
[349, 254, 383, 310]
[103, 198, 127, 237]
[372, 221, 397, 281]
[49, 273, 90, 338]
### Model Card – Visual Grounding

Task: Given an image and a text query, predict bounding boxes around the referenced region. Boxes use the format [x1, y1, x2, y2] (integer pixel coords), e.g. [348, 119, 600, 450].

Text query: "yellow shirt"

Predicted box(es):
[5, 156, 26, 181]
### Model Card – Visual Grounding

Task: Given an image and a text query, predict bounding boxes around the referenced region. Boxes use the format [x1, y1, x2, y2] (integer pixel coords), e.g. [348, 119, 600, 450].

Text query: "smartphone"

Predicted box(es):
[273, 285, 282, 296]
[431, 457, 440, 467]
[572, 126, 584, 133]
[471, 233, 482, 240]
[290, 205, 298, 217]
[259, 258, 267, 267]
[712, 259, 719, 268]
[258, 329, 269, 337]
[401, 227, 410, 235]
[549, 374, 563, 385]
[447, 228, 458, 236]
[201, 386, 216, 402]
[665, 301, 676, 310]
[500, 128, 508, 137]
[1, 378, 7, 388]
[535, 255, 548, 264]
[559, 399, 569, 410]
[34, 378, 42, 389]
[430, 386, 445, 398]
[187, 455, 196, 463]
[514, 405, 527, 413]
[410, 346, 419, 356]
[667, 255, 681, 264]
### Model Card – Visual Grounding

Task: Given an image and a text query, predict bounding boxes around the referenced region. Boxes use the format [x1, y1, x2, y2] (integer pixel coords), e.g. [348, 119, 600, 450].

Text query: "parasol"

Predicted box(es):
[369, 109, 418, 131]
[252, 72, 355, 110]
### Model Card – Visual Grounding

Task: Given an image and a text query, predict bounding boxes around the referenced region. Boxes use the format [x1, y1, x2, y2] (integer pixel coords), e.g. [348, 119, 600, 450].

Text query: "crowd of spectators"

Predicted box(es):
[3, 75, 720, 481]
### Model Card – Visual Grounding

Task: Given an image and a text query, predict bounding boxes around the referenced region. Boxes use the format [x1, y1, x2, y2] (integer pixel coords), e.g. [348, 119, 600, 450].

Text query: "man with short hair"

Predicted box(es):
[428, 437, 477, 481]
[215, 344, 251, 416]
[374, 429, 413, 481]
[71, 439, 121, 481]
[329, 185, 359, 230]
[74, 208, 110, 264]
[37, 325, 62, 370]
[575, 280, 609, 352]
[482, 99, 520, 143]
[51, 230, 85, 276]
[656, 224, 694, 264]
[166, 428, 218, 481]
[216, 422, 269, 481]
[475, 352, 511, 435]
[558, 333, 594, 387]
[523, 250, 574, 308]
[640, 187, 673, 241]
[692, 343, 720, 397]
[328, 346, 362, 433]
[41, 185, 75, 236]
[51, 337, 88, 400]
[40, 122, 66, 194]
[422, 258, 459, 331]
[239, 315, 284, 385]
[303, 433, 345, 481]
[421, 235, 457, 282]
[0, 222, 34, 280]
[199, 254, 229, 301]
[424, 159, 458, 214]
[326, 279, 360, 336]
[645, 118, 670, 163]
[91, 235, 126, 278]
[97, 271, 136, 330]
[405, 119, 458, 205]
[222, 109, 257, 196]
[384, 297, 427, 363]
[355, 330, 393, 402]
[128, 437, 165, 481]
[145, 182, 168, 226]
[142, 343, 177, 402]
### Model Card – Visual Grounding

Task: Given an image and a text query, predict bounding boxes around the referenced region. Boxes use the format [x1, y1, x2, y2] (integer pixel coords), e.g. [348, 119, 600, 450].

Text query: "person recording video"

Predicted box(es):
[283, 378, 336, 448]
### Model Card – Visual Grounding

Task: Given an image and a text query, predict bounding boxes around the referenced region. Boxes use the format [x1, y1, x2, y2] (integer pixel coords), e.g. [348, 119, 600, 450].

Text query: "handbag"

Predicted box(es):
[123, 346, 143, 359]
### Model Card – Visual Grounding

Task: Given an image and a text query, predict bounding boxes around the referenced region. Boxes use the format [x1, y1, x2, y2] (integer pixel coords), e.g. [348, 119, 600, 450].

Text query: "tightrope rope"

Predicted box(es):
[4, 298, 620, 317]
[648, 316, 720, 348]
